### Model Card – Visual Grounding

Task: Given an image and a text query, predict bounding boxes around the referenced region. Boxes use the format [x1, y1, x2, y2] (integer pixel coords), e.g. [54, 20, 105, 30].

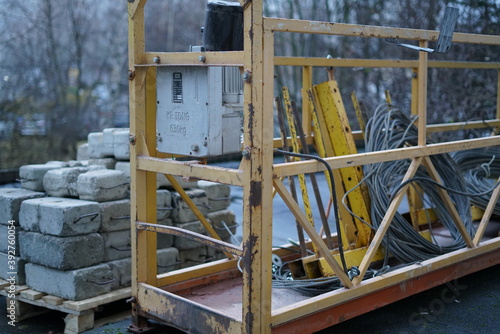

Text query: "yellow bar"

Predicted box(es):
[274, 57, 500, 69]
[264, 18, 500, 45]
[138, 51, 244, 67]
[137, 156, 244, 186]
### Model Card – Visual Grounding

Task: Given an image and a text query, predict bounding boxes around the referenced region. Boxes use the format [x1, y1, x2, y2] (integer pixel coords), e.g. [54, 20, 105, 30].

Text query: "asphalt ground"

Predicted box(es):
[1, 263, 499, 333]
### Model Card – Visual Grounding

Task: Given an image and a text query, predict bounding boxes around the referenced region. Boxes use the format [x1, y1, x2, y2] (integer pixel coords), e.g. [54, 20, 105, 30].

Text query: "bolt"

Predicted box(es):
[129, 133, 136, 145]
[128, 69, 135, 81]
[157, 134, 162, 142]
[153, 56, 160, 64]
[191, 144, 199, 152]
[198, 55, 206, 63]
[242, 147, 251, 159]
[242, 69, 252, 83]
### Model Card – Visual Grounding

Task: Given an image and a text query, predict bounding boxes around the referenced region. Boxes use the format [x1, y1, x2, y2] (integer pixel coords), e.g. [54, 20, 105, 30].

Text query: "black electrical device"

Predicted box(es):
[202, 0, 243, 51]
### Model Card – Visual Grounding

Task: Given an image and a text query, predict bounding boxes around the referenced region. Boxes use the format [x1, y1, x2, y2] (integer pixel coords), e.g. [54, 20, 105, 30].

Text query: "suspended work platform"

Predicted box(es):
[127, 1, 500, 333]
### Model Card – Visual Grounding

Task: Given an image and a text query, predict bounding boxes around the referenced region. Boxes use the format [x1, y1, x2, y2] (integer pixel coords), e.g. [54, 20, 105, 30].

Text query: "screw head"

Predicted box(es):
[191, 144, 199, 152]
[198, 55, 206, 63]
[153, 56, 160, 64]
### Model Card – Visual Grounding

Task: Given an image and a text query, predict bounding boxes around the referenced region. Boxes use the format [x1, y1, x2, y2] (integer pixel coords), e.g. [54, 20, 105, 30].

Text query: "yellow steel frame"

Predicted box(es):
[128, 1, 500, 333]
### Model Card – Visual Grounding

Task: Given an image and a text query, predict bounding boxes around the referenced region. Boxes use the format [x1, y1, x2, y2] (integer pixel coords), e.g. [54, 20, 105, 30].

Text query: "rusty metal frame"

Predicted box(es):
[128, 1, 500, 333]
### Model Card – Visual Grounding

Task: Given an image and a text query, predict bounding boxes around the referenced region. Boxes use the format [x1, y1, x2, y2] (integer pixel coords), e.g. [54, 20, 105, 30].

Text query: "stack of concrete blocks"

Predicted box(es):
[0, 127, 238, 301]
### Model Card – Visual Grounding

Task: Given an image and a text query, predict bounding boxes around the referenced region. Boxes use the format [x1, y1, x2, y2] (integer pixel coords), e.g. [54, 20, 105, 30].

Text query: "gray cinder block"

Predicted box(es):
[25, 263, 113, 301]
[43, 167, 89, 198]
[174, 220, 207, 250]
[77, 142, 90, 161]
[113, 129, 130, 161]
[45, 161, 69, 168]
[99, 199, 130, 232]
[88, 132, 109, 159]
[197, 181, 231, 212]
[19, 164, 60, 191]
[206, 209, 238, 241]
[0, 188, 44, 224]
[88, 158, 117, 170]
[156, 190, 172, 220]
[0, 252, 26, 284]
[157, 218, 174, 249]
[101, 230, 131, 261]
[19, 231, 104, 270]
[77, 169, 128, 202]
[37, 198, 100, 236]
[178, 247, 209, 269]
[157, 247, 180, 274]
[19, 197, 68, 232]
[171, 189, 209, 224]
[107, 257, 131, 289]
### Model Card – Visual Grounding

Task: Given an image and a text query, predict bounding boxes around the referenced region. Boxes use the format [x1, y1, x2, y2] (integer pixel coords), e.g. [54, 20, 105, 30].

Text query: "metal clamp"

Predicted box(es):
[73, 212, 99, 224]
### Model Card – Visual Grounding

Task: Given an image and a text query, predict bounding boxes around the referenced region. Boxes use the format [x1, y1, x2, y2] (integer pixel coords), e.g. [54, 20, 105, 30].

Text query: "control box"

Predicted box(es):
[156, 66, 243, 157]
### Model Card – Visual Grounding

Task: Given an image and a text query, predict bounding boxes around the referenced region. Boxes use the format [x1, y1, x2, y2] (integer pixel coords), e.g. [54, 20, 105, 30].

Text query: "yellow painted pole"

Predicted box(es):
[241, 0, 273, 332]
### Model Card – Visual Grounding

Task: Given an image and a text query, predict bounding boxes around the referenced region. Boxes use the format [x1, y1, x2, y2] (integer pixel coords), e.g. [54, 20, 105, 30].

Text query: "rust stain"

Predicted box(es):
[249, 181, 262, 207]
[243, 234, 258, 334]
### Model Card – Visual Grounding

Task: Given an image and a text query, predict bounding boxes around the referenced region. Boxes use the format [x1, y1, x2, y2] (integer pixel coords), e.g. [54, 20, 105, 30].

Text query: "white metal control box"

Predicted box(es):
[156, 66, 243, 157]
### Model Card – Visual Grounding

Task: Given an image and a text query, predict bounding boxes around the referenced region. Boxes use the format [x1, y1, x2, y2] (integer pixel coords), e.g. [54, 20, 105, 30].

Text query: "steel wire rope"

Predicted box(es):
[359, 105, 476, 263]
[452, 147, 500, 216]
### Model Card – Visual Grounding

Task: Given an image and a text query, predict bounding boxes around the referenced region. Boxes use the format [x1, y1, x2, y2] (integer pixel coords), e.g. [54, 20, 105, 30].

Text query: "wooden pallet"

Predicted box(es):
[0, 279, 131, 333]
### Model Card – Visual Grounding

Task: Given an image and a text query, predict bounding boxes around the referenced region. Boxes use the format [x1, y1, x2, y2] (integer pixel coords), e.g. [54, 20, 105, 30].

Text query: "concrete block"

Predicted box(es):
[206, 209, 237, 240]
[0, 224, 20, 255]
[157, 218, 174, 249]
[19, 164, 60, 191]
[68, 160, 84, 167]
[45, 161, 69, 168]
[38, 198, 100, 236]
[157, 247, 180, 274]
[19, 197, 68, 232]
[156, 190, 172, 220]
[101, 230, 131, 261]
[0, 251, 26, 284]
[174, 221, 207, 250]
[88, 158, 117, 169]
[43, 167, 89, 197]
[113, 129, 130, 160]
[77, 143, 90, 161]
[99, 199, 130, 232]
[171, 189, 209, 224]
[178, 247, 209, 269]
[19, 231, 104, 270]
[88, 132, 113, 159]
[107, 257, 131, 289]
[0, 188, 44, 224]
[102, 128, 124, 159]
[25, 263, 113, 301]
[197, 181, 231, 212]
[77, 169, 128, 202]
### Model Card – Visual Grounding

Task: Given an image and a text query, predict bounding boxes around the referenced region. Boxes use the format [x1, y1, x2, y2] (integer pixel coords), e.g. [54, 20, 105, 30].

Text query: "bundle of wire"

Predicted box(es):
[452, 147, 500, 216]
[361, 105, 476, 263]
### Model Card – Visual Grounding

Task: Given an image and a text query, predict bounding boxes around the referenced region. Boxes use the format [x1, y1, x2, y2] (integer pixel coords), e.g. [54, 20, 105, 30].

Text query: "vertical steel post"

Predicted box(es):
[128, 0, 158, 330]
[241, 0, 274, 333]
